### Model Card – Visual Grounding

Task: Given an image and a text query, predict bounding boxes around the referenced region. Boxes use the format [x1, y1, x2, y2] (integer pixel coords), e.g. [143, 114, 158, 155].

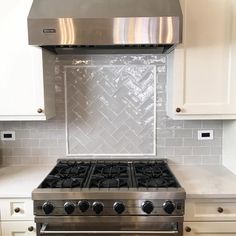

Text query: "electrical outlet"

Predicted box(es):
[0, 131, 15, 141]
[197, 130, 213, 140]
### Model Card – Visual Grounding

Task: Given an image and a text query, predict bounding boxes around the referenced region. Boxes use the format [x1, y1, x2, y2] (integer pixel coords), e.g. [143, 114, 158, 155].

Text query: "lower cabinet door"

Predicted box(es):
[184, 222, 236, 236]
[1, 221, 36, 236]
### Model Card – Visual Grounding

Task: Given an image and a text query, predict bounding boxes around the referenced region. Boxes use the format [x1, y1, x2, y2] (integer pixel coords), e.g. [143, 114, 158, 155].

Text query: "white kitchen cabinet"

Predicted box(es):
[0, 199, 35, 236]
[0, 0, 55, 121]
[167, 0, 236, 119]
[1, 221, 36, 236]
[184, 199, 236, 236]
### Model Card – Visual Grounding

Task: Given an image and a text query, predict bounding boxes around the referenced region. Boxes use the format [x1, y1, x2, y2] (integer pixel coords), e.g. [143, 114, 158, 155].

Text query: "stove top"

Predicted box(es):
[33, 159, 185, 218]
[39, 160, 180, 189]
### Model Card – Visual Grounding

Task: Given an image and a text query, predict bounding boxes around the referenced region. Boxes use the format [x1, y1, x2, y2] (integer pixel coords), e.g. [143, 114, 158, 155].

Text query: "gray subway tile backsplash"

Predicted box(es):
[0, 55, 222, 165]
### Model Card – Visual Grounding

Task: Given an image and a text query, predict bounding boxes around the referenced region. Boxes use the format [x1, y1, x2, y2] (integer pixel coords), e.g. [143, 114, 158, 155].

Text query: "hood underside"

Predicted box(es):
[28, 0, 183, 54]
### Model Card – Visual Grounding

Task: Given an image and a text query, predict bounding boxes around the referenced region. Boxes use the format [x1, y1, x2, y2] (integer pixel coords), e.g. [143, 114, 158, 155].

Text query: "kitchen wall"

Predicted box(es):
[0, 54, 222, 166]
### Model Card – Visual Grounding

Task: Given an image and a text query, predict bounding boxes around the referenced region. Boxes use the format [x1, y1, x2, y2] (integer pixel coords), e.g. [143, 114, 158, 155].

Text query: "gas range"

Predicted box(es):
[33, 159, 186, 235]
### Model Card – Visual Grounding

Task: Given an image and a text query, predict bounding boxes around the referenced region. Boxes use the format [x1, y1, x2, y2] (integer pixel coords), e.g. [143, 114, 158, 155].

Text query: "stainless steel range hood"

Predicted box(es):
[28, 0, 183, 54]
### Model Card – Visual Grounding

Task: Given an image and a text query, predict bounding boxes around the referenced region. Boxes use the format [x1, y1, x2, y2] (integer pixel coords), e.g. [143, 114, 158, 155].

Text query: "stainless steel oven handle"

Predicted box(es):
[40, 224, 179, 235]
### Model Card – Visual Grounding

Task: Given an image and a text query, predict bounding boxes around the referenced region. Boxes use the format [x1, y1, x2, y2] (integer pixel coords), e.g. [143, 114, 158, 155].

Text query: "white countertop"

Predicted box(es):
[170, 165, 236, 199]
[0, 165, 53, 198]
[0, 164, 236, 199]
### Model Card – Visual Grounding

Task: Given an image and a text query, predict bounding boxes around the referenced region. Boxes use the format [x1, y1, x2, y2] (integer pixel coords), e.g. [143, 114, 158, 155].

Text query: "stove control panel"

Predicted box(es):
[35, 199, 184, 216]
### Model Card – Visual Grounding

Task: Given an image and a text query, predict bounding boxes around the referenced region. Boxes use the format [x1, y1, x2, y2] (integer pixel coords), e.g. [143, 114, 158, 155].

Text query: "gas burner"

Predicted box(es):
[52, 161, 91, 176]
[88, 162, 131, 188]
[136, 176, 179, 188]
[93, 163, 129, 176]
[89, 177, 129, 188]
[41, 174, 85, 188]
[133, 162, 180, 188]
[40, 161, 92, 188]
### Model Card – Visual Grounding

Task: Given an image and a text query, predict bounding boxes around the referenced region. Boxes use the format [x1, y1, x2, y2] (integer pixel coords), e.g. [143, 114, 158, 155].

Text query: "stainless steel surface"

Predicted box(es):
[36, 216, 183, 236]
[40, 224, 178, 235]
[27, 0, 182, 53]
[32, 188, 186, 200]
[35, 215, 183, 223]
[34, 199, 185, 216]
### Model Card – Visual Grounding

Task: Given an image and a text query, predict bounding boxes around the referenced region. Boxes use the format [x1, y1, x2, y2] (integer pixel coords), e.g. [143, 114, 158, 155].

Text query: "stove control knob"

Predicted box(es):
[78, 200, 90, 212]
[42, 202, 54, 215]
[64, 202, 75, 214]
[113, 202, 125, 214]
[163, 201, 175, 214]
[92, 202, 104, 214]
[142, 201, 154, 214]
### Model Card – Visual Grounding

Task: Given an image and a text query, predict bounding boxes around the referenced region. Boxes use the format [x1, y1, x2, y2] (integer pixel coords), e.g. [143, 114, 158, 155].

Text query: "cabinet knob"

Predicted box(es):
[185, 226, 192, 232]
[28, 226, 34, 232]
[176, 107, 182, 113]
[217, 207, 224, 213]
[14, 207, 21, 213]
[37, 108, 43, 113]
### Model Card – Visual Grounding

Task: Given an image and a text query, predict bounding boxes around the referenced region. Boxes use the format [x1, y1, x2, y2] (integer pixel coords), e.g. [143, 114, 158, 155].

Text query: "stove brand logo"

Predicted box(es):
[43, 28, 56, 33]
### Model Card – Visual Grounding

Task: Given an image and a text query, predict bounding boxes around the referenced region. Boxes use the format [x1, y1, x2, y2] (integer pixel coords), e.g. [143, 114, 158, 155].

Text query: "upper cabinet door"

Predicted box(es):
[0, 0, 55, 120]
[167, 0, 236, 119]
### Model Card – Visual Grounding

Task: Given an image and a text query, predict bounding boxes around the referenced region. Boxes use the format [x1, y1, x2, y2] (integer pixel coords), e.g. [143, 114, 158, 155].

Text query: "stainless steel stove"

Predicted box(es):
[33, 159, 186, 236]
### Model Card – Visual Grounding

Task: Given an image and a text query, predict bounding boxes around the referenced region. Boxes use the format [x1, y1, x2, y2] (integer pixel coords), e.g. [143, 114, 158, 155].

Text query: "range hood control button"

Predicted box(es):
[92, 202, 104, 214]
[64, 202, 75, 214]
[142, 201, 154, 214]
[78, 200, 90, 212]
[42, 202, 54, 215]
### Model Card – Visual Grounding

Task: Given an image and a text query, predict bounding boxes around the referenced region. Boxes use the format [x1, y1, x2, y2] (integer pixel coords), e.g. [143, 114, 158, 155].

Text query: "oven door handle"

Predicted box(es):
[40, 224, 179, 235]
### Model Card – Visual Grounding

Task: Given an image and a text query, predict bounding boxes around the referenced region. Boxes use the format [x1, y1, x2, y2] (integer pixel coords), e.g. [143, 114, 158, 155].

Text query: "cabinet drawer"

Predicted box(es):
[185, 199, 236, 221]
[1, 221, 36, 236]
[183, 222, 236, 235]
[0, 199, 34, 221]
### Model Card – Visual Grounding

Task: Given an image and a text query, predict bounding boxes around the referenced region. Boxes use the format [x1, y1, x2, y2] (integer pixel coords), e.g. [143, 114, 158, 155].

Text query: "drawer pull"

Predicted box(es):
[176, 107, 182, 113]
[28, 226, 34, 232]
[37, 108, 43, 113]
[14, 207, 21, 213]
[185, 226, 191, 232]
[217, 207, 224, 213]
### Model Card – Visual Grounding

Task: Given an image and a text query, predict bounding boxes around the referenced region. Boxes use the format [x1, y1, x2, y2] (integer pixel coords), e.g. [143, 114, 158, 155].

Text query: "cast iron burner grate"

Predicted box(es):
[40, 161, 91, 188]
[133, 162, 180, 188]
[39, 160, 180, 189]
[88, 163, 131, 188]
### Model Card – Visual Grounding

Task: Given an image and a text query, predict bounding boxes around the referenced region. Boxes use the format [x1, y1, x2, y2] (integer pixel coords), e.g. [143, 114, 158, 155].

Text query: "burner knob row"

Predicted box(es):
[141, 200, 176, 214]
[42, 200, 176, 215]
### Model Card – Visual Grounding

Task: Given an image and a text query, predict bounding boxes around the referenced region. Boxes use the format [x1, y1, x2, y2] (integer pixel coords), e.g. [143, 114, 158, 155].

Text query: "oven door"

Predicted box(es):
[36, 216, 183, 236]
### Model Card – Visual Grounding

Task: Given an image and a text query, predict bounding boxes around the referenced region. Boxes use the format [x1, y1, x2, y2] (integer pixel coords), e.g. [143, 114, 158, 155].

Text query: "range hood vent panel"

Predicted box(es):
[28, 0, 183, 54]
